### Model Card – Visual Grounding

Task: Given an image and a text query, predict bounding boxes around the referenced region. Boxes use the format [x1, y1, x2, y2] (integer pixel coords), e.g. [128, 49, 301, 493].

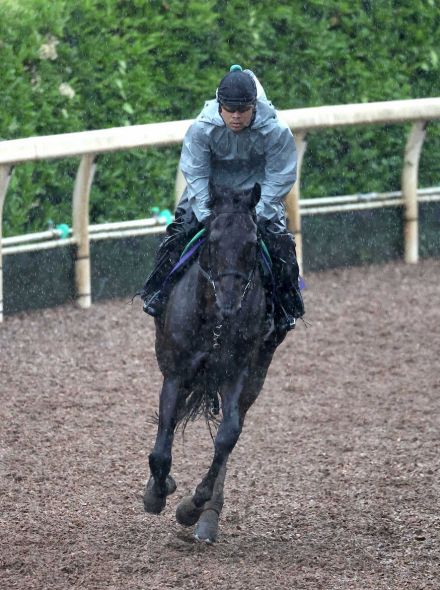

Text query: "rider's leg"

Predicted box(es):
[258, 221, 305, 331]
[142, 208, 201, 317]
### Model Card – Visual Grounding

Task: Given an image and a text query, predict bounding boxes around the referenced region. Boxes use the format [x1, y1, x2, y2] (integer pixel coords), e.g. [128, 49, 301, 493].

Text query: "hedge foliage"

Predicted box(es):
[1, 0, 439, 236]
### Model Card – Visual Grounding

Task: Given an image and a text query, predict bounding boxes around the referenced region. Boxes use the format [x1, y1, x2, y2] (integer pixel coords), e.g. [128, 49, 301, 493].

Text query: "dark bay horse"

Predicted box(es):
[143, 183, 285, 543]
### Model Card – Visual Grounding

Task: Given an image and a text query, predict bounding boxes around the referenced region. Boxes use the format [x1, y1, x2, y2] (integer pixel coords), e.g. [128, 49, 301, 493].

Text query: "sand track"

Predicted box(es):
[1, 259, 439, 589]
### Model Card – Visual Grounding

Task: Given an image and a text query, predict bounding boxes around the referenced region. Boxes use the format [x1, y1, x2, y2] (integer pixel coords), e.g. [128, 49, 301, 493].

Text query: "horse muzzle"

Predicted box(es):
[215, 282, 245, 319]
[217, 300, 242, 319]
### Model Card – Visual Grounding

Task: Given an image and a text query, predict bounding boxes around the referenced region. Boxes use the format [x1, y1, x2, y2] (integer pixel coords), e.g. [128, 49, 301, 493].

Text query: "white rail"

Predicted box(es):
[3, 186, 439, 255]
[1, 97, 440, 321]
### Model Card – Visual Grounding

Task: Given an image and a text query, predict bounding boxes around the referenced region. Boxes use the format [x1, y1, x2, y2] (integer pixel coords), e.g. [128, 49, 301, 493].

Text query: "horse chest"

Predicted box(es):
[206, 323, 255, 368]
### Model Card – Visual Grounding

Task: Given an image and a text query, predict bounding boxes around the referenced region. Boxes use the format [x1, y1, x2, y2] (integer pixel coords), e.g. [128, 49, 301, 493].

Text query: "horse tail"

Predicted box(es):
[176, 373, 221, 433]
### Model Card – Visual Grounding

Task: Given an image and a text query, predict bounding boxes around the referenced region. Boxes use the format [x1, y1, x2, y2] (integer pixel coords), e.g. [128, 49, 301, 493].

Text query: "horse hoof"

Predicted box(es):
[143, 492, 166, 515]
[143, 475, 176, 515]
[176, 496, 203, 527]
[194, 509, 219, 544]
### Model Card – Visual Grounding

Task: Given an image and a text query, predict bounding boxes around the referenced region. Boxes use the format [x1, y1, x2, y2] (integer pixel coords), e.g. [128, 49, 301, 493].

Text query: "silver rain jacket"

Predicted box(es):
[178, 95, 297, 231]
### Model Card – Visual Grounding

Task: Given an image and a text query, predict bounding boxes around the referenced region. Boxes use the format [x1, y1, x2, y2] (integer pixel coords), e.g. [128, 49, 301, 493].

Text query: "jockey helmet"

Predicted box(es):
[217, 65, 257, 107]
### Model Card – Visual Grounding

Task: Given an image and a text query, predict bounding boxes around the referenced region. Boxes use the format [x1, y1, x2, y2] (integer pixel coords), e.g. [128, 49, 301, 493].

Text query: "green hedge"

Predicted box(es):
[1, 0, 439, 236]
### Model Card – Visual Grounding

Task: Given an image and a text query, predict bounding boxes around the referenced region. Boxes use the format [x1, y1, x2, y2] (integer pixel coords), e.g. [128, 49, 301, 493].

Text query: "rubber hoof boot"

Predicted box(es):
[194, 509, 219, 544]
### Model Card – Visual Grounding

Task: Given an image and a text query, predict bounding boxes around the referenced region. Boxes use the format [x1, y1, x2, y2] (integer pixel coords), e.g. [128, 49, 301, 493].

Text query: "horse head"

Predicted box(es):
[201, 182, 261, 319]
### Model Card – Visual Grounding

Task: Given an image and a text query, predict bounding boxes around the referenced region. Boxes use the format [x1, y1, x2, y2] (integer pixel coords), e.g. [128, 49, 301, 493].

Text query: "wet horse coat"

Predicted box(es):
[143, 183, 285, 542]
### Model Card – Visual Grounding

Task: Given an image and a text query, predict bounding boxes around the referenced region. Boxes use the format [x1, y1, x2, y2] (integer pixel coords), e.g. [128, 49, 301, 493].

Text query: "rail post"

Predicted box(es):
[285, 131, 308, 273]
[0, 165, 13, 322]
[174, 167, 186, 209]
[72, 154, 96, 309]
[402, 122, 427, 264]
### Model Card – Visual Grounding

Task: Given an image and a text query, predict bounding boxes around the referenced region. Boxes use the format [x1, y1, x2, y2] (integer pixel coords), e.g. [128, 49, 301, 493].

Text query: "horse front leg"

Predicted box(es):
[176, 371, 246, 531]
[193, 463, 227, 543]
[182, 355, 272, 541]
[143, 375, 180, 514]
[193, 376, 264, 543]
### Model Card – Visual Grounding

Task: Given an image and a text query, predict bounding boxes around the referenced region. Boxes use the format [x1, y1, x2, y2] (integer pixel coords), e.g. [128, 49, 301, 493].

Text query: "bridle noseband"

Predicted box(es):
[198, 263, 255, 300]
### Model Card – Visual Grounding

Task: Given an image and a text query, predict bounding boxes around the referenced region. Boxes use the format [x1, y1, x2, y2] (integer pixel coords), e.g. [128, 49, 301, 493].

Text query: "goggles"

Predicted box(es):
[221, 103, 254, 113]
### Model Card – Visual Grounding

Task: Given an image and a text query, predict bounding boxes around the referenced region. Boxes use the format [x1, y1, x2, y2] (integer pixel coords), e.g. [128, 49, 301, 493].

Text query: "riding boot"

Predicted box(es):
[259, 225, 305, 332]
[141, 214, 201, 317]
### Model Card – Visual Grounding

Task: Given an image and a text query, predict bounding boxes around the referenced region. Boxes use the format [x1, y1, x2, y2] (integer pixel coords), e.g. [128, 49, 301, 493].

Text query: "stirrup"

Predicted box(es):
[280, 314, 296, 332]
[274, 303, 297, 332]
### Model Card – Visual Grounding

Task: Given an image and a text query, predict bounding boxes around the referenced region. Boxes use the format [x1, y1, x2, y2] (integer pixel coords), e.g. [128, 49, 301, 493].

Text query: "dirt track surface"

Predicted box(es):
[1, 259, 439, 590]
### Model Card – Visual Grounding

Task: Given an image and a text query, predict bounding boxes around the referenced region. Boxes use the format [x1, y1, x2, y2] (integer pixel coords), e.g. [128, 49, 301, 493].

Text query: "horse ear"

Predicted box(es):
[251, 183, 261, 208]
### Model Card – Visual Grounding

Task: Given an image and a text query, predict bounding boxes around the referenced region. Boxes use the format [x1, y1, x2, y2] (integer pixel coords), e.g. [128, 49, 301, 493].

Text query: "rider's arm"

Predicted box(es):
[179, 123, 212, 222]
[256, 123, 297, 222]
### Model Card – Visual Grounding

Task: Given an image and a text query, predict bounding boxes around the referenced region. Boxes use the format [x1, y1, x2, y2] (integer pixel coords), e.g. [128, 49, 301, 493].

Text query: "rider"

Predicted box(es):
[141, 65, 305, 330]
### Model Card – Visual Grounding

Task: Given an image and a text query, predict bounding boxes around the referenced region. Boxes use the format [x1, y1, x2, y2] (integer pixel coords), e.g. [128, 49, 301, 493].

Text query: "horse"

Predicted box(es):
[143, 182, 286, 543]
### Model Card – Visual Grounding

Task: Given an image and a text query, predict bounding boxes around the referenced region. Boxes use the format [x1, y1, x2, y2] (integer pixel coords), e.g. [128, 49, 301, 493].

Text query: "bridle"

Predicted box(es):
[197, 262, 255, 303]
[197, 231, 256, 308]
[198, 248, 256, 350]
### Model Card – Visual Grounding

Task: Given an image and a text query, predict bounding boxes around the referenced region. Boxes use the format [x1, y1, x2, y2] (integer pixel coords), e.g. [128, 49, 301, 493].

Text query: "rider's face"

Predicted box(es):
[220, 104, 254, 133]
